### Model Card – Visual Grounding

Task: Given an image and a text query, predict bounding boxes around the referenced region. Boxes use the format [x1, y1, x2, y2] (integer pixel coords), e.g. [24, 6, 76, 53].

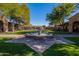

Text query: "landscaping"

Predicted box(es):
[42, 37, 79, 56]
[0, 37, 39, 56]
[0, 33, 79, 56]
[43, 44, 79, 56]
[0, 30, 38, 35]
[0, 3, 79, 56]
[48, 31, 72, 35]
[65, 37, 79, 44]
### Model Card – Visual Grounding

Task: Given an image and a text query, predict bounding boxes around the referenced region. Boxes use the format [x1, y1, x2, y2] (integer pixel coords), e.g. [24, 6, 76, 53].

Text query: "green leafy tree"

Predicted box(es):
[0, 3, 30, 26]
[46, 3, 76, 26]
[20, 4, 30, 26]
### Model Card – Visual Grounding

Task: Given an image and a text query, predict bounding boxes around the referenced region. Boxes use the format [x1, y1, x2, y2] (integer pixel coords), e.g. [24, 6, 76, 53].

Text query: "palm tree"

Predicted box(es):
[46, 3, 76, 26]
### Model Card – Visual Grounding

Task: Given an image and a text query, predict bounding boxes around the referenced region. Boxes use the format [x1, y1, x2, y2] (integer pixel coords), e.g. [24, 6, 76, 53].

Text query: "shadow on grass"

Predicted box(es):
[0, 37, 39, 56]
[65, 37, 79, 44]
[43, 44, 79, 56]
[0, 43, 39, 56]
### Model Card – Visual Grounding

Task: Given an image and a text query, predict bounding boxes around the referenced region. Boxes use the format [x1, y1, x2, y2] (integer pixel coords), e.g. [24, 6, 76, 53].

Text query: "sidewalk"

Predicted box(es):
[0, 34, 25, 38]
[54, 34, 79, 44]
[55, 36, 75, 44]
[57, 34, 79, 37]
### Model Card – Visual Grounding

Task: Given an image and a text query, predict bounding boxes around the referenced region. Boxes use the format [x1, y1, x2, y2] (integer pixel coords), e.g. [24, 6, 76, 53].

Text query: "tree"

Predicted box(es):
[46, 3, 76, 26]
[20, 4, 30, 25]
[0, 3, 30, 26]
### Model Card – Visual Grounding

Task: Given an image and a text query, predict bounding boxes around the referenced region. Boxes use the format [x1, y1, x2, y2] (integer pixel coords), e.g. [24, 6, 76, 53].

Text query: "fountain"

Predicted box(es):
[38, 30, 41, 35]
[6, 29, 55, 53]
[24, 30, 55, 53]
[25, 29, 53, 40]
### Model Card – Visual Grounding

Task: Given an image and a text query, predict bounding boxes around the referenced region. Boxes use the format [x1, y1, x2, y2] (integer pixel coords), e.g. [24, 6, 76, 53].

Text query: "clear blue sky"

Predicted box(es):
[27, 3, 59, 26]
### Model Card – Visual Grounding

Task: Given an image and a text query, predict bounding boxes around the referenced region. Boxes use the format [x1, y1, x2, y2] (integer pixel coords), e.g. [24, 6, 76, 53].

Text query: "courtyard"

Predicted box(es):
[0, 30, 78, 56]
[0, 3, 79, 56]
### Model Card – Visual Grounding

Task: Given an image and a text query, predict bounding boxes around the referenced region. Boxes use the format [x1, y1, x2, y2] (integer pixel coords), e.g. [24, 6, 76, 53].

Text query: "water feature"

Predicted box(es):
[25, 30, 53, 40]
[24, 30, 55, 53]
[6, 31, 56, 53]
[26, 30, 52, 35]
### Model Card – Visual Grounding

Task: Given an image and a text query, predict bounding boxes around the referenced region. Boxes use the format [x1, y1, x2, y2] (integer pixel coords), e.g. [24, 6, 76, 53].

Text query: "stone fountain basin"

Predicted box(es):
[25, 33, 53, 40]
[6, 33, 55, 53]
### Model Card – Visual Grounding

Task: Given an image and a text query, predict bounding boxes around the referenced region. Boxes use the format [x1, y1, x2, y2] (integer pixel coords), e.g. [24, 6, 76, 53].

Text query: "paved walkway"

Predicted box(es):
[5, 36, 56, 53]
[0, 34, 25, 38]
[54, 34, 79, 44]
[57, 34, 79, 37]
[55, 36, 75, 44]
[5, 34, 79, 54]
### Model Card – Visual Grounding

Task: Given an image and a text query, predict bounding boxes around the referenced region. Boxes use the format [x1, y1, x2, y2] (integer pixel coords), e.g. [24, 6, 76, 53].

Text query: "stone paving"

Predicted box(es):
[55, 34, 79, 44]
[57, 34, 79, 37]
[0, 34, 25, 38]
[55, 36, 75, 44]
[5, 34, 78, 54]
[5, 36, 56, 53]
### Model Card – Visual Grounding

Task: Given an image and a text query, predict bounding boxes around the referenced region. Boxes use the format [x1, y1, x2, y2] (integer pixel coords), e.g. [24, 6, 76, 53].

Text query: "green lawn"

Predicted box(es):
[1, 30, 38, 35]
[0, 30, 72, 35]
[0, 37, 38, 56]
[65, 37, 79, 44]
[43, 44, 79, 56]
[1, 36, 79, 56]
[48, 31, 72, 35]
[43, 37, 79, 56]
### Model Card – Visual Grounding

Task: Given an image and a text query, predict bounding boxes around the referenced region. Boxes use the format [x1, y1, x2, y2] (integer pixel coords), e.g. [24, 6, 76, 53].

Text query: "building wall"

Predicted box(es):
[0, 15, 8, 32]
[0, 15, 20, 32]
[68, 13, 79, 32]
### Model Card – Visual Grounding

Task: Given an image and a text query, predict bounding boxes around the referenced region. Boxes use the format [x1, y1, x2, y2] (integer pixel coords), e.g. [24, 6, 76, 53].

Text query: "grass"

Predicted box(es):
[0, 37, 12, 42]
[1, 30, 38, 35]
[0, 43, 39, 56]
[6, 30, 71, 35]
[48, 31, 72, 35]
[0, 37, 39, 56]
[43, 44, 79, 56]
[0, 30, 72, 35]
[42, 30, 53, 33]
[65, 37, 79, 44]
[0, 33, 79, 56]
[43, 37, 79, 56]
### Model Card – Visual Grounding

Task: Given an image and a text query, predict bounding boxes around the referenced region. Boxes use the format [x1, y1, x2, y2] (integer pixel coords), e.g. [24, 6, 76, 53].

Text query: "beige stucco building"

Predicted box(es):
[0, 11, 23, 32]
[0, 15, 8, 32]
[54, 11, 79, 33]
[68, 12, 79, 32]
